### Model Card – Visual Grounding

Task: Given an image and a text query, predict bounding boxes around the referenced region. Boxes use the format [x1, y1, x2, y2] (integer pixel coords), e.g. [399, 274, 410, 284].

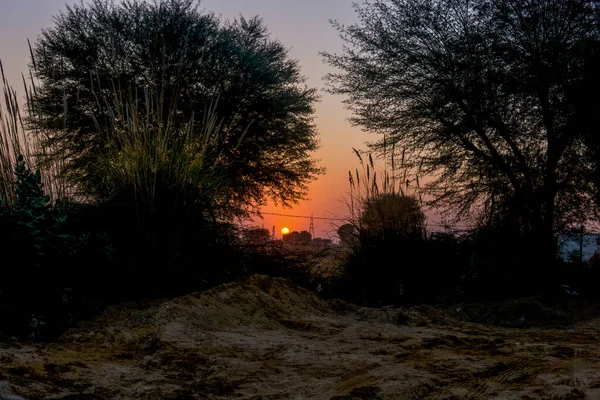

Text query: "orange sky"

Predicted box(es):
[0, 0, 402, 240]
[198, 0, 372, 239]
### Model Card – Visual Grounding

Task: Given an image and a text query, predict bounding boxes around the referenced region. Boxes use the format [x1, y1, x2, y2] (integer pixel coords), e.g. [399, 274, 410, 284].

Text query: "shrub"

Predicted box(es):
[335, 150, 434, 305]
[0, 155, 113, 338]
[236, 232, 334, 292]
[456, 220, 563, 302]
[84, 80, 249, 293]
[0, 156, 70, 283]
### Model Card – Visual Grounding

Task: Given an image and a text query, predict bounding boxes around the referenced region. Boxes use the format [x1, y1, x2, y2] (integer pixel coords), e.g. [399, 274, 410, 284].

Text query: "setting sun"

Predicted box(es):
[281, 227, 290, 235]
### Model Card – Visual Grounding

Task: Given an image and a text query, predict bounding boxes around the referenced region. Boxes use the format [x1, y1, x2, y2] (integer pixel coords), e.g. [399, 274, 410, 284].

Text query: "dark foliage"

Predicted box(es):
[0, 156, 113, 338]
[30, 0, 323, 217]
[334, 231, 469, 306]
[12, 0, 328, 315]
[236, 238, 332, 292]
[456, 226, 559, 301]
[333, 192, 460, 305]
[333, 223, 576, 307]
[322, 0, 600, 270]
[337, 223, 356, 247]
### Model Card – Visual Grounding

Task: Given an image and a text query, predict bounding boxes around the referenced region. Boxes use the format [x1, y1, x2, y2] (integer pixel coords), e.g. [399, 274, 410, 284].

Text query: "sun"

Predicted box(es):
[281, 227, 290, 235]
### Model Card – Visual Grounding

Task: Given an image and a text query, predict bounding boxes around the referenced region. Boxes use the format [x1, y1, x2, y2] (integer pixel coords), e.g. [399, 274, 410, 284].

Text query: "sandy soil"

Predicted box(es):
[1, 275, 600, 399]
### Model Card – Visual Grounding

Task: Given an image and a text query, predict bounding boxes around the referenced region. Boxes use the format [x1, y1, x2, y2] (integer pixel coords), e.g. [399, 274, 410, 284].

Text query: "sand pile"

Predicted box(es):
[61, 275, 344, 350]
[1, 274, 600, 399]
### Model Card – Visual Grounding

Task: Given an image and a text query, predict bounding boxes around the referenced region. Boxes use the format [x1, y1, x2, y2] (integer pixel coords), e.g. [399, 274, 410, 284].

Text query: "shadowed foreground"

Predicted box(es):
[1, 275, 600, 399]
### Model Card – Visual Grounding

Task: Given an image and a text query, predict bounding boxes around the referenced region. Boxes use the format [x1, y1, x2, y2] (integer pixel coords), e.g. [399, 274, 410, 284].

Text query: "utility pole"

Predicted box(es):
[309, 214, 315, 240]
[580, 224, 584, 264]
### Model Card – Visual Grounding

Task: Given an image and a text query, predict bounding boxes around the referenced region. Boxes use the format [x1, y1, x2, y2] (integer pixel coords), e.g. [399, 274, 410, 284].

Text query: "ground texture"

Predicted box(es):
[1, 275, 600, 399]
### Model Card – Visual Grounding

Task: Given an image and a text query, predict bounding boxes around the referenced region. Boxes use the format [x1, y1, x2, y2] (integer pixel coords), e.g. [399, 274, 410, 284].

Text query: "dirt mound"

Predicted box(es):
[62, 277, 600, 352]
[3, 274, 600, 399]
[61, 274, 338, 348]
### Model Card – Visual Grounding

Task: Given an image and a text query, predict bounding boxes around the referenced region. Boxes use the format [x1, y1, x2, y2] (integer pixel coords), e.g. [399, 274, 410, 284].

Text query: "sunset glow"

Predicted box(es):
[0, 0, 368, 240]
[281, 227, 290, 235]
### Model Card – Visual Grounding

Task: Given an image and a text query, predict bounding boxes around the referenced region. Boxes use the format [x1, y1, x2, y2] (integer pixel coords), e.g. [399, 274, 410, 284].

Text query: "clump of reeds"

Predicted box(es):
[344, 144, 426, 242]
[90, 79, 247, 235]
[0, 46, 70, 207]
[330, 145, 430, 305]
[0, 60, 33, 204]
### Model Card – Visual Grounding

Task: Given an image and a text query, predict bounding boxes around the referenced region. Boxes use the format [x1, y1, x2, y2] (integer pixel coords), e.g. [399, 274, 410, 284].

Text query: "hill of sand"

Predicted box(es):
[1, 274, 600, 399]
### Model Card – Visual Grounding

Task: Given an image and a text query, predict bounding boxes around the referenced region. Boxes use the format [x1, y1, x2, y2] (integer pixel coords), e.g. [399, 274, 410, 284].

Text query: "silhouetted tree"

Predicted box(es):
[242, 227, 272, 245]
[30, 0, 323, 218]
[338, 192, 430, 304]
[359, 193, 426, 241]
[323, 0, 600, 268]
[337, 223, 356, 247]
[298, 230, 312, 245]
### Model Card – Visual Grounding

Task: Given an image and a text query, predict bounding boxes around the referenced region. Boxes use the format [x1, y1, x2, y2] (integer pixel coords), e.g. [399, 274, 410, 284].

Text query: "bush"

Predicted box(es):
[332, 149, 574, 306]
[83, 81, 249, 294]
[0, 156, 72, 288]
[455, 222, 565, 302]
[237, 235, 334, 291]
[0, 156, 113, 338]
[333, 150, 466, 305]
[336, 228, 471, 306]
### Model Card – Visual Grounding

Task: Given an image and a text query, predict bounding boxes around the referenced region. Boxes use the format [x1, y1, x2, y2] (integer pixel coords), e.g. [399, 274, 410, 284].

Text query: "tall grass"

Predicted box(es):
[90, 80, 247, 235]
[0, 60, 33, 204]
[331, 147, 431, 305]
[344, 146, 426, 241]
[0, 52, 69, 206]
[84, 77, 252, 293]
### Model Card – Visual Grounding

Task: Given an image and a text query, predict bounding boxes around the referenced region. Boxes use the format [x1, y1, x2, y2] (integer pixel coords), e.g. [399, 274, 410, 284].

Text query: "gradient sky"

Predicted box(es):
[0, 0, 380, 240]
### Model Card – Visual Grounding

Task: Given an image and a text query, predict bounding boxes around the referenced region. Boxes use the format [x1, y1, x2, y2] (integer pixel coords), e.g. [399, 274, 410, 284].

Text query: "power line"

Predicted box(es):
[254, 211, 600, 234]
[255, 211, 469, 229]
[256, 212, 345, 221]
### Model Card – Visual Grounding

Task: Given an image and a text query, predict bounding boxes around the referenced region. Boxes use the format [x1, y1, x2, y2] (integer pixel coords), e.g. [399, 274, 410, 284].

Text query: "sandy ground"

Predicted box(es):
[1, 275, 600, 399]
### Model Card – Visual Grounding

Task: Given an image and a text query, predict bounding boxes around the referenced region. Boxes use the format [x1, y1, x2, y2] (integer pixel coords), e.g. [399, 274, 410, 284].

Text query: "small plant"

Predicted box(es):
[2, 155, 64, 268]
[0, 155, 112, 337]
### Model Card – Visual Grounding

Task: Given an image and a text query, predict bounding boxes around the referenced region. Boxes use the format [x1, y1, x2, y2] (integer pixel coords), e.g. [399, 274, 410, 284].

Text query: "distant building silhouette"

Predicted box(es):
[283, 230, 312, 246]
[312, 237, 332, 248]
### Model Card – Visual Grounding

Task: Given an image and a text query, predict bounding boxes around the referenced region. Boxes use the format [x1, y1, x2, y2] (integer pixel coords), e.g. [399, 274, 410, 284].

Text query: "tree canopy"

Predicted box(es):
[337, 223, 356, 246]
[323, 0, 600, 257]
[30, 0, 323, 217]
[359, 193, 426, 240]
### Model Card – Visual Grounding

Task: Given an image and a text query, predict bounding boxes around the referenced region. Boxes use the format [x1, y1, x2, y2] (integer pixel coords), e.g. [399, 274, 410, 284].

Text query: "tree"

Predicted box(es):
[242, 227, 272, 245]
[298, 230, 312, 245]
[322, 0, 600, 265]
[337, 223, 356, 246]
[29, 0, 323, 218]
[359, 193, 426, 241]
